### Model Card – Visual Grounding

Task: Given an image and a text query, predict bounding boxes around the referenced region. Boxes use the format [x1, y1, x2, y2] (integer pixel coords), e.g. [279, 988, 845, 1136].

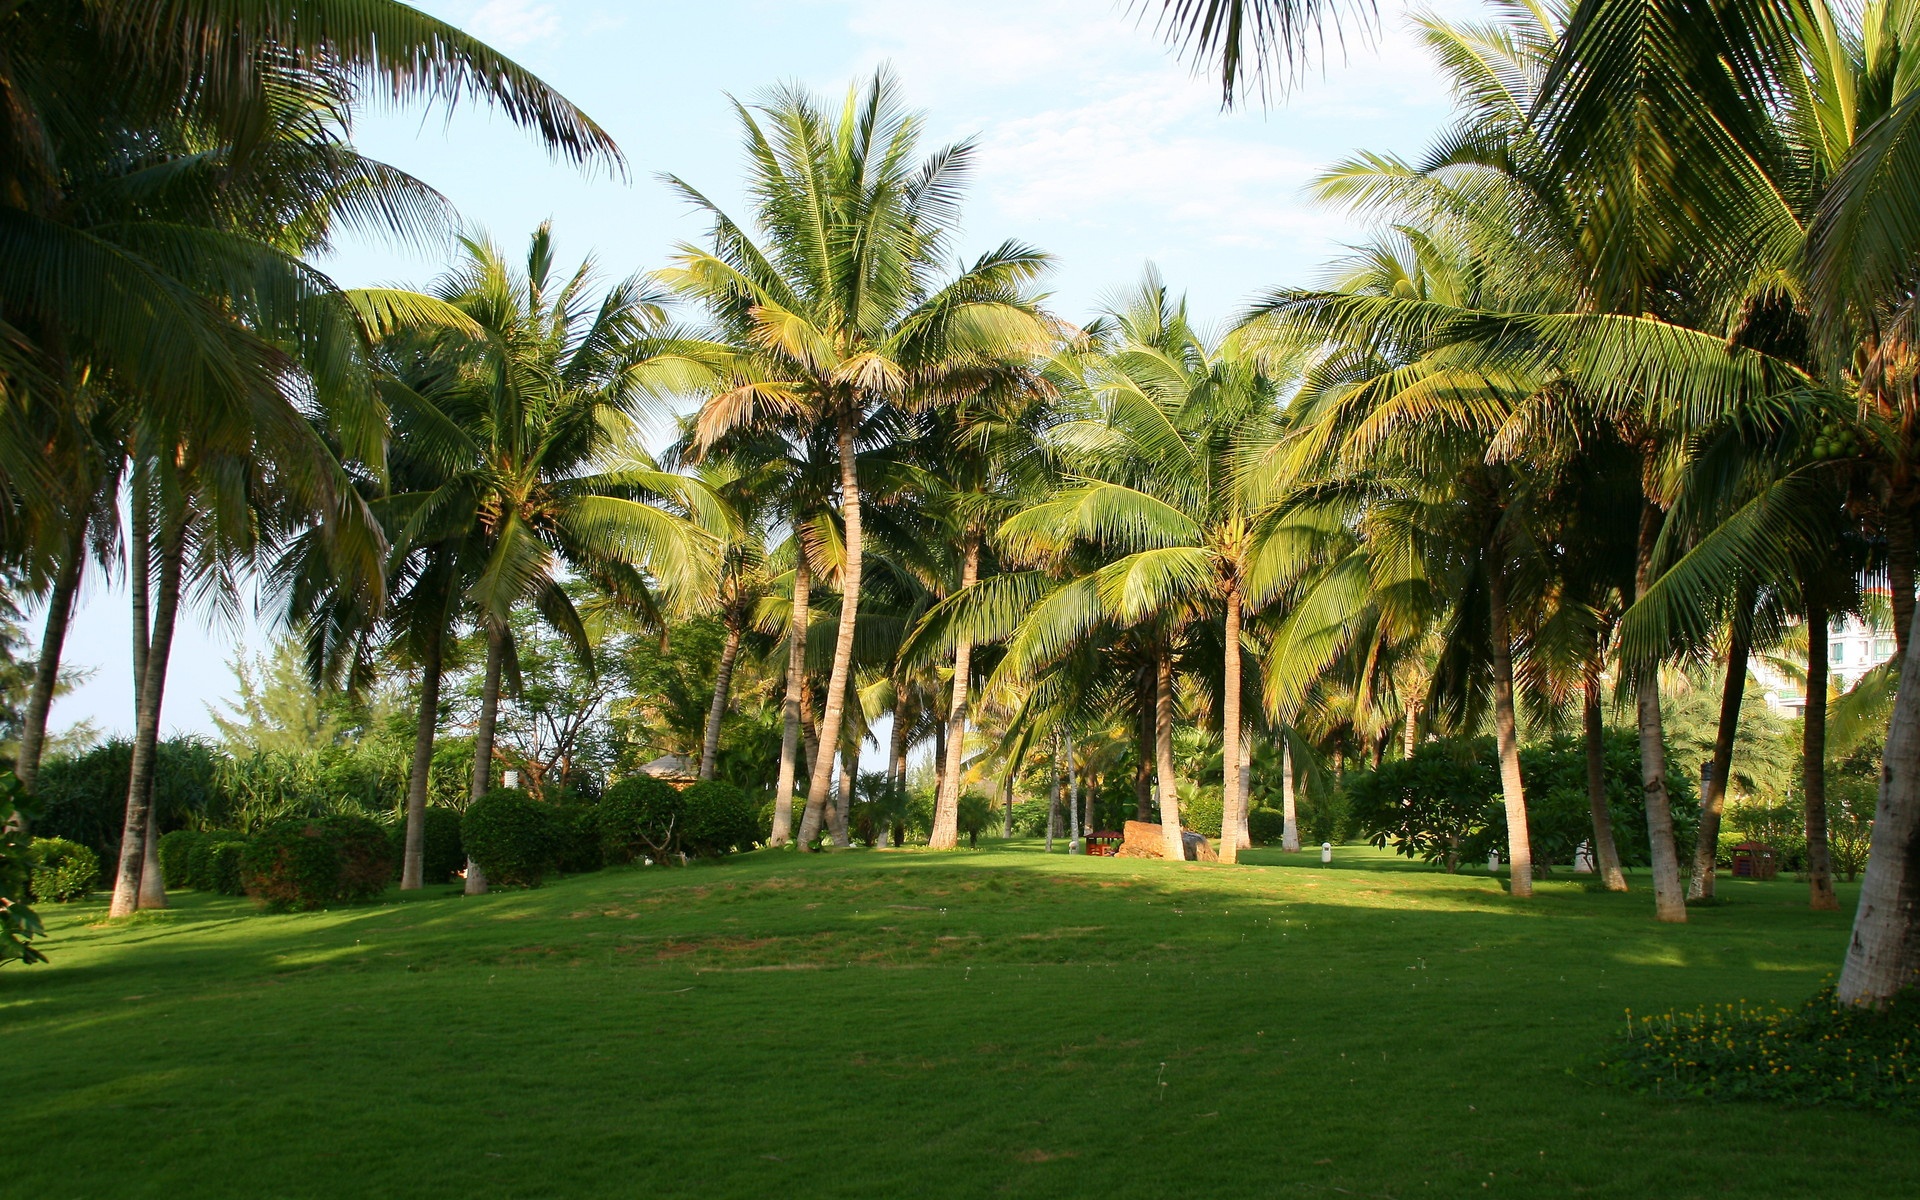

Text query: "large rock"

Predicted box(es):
[1115, 820, 1216, 861]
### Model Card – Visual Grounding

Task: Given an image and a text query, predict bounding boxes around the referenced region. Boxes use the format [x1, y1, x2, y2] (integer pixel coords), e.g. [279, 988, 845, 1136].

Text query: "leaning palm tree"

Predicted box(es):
[662, 67, 1053, 848]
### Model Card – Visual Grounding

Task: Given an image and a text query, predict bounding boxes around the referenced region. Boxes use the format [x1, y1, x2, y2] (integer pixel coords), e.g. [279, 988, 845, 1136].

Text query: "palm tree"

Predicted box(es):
[662, 68, 1052, 849]
[397, 224, 724, 891]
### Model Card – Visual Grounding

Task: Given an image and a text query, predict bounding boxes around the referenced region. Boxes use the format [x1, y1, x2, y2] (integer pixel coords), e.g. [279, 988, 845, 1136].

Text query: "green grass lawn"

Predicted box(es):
[7, 843, 1908, 1199]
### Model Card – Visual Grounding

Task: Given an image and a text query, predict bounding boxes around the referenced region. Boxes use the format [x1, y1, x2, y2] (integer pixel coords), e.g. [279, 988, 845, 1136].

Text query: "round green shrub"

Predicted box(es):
[460, 788, 558, 887]
[240, 816, 392, 910]
[387, 806, 467, 885]
[597, 775, 683, 863]
[551, 805, 604, 874]
[679, 780, 758, 857]
[157, 829, 202, 888]
[1246, 806, 1287, 846]
[28, 837, 99, 902]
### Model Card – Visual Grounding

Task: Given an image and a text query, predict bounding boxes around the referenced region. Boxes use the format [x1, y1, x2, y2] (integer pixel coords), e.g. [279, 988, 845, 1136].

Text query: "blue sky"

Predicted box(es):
[49, 0, 1470, 742]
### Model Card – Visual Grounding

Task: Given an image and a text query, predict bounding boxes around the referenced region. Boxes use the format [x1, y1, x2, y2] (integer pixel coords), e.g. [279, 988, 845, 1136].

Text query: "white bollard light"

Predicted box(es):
[1488, 848, 1501, 873]
[1321, 842, 1333, 864]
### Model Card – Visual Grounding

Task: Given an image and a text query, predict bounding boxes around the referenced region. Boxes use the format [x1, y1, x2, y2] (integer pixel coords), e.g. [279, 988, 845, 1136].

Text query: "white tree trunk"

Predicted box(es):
[930, 531, 981, 849]
[798, 413, 863, 848]
[1487, 561, 1534, 898]
[771, 553, 810, 847]
[1281, 738, 1300, 852]
[1155, 648, 1185, 860]
[1219, 589, 1245, 864]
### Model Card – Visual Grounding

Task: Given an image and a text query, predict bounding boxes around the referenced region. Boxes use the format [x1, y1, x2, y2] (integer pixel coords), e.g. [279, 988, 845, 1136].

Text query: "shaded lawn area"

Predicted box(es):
[6, 843, 1905, 1199]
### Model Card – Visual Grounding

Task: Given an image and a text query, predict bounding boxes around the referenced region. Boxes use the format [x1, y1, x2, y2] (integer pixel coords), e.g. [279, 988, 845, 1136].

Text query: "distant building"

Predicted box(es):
[1754, 600, 1895, 717]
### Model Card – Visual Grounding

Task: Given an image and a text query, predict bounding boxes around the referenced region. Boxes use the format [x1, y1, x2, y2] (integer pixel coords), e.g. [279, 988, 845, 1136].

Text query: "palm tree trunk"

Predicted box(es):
[699, 614, 744, 781]
[1838, 572, 1920, 1005]
[1402, 701, 1419, 759]
[1067, 729, 1081, 853]
[930, 529, 982, 850]
[1220, 588, 1246, 864]
[401, 617, 444, 890]
[1135, 686, 1154, 823]
[1890, 501, 1915, 662]
[1002, 768, 1014, 839]
[465, 622, 505, 895]
[17, 515, 86, 795]
[110, 498, 185, 918]
[887, 681, 910, 793]
[1690, 586, 1754, 901]
[1046, 735, 1060, 852]
[1584, 675, 1628, 892]
[1634, 504, 1687, 923]
[1281, 736, 1299, 852]
[1804, 595, 1840, 912]
[831, 744, 854, 848]
[798, 412, 863, 848]
[771, 554, 810, 847]
[931, 713, 946, 814]
[1486, 559, 1534, 898]
[1155, 646, 1184, 859]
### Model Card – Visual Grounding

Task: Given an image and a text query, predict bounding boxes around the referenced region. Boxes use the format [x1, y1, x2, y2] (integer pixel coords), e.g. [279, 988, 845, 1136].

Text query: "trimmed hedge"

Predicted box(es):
[158, 829, 201, 888]
[192, 835, 250, 894]
[460, 788, 558, 887]
[241, 816, 392, 910]
[28, 837, 99, 902]
[1246, 806, 1287, 847]
[387, 806, 467, 885]
[597, 775, 681, 863]
[679, 780, 757, 857]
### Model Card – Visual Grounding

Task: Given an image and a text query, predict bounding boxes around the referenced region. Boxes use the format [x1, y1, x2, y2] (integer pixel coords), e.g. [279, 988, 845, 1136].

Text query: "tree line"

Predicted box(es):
[4, 1, 1920, 1009]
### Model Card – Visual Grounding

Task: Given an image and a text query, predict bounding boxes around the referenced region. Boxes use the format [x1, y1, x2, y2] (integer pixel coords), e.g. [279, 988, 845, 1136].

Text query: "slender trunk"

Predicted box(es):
[139, 802, 165, 909]
[1890, 500, 1916, 662]
[17, 517, 86, 796]
[832, 744, 854, 848]
[1220, 588, 1245, 864]
[1584, 675, 1628, 891]
[401, 618, 444, 890]
[465, 623, 505, 895]
[1690, 587, 1754, 900]
[1237, 734, 1252, 851]
[699, 615, 743, 781]
[1486, 560, 1533, 898]
[1804, 595, 1840, 912]
[1067, 730, 1081, 853]
[1402, 700, 1419, 760]
[798, 412, 863, 847]
[1634, 504, 1687, 922]
[1002, 768, 1014, 839]
[1838, 565, 1920, 1005]
[887, 682, 910, 794]
[1281, 737, 1300, 852]
[110, 498, 184, 918]
[930, 530, 982, 850]
[1134, 691, 1154, 823]
[771, 555, 811, 847]
[1155, 647, 1184, 859]
[1047, 735, 1060, 852]
[932, 713, 946, 816]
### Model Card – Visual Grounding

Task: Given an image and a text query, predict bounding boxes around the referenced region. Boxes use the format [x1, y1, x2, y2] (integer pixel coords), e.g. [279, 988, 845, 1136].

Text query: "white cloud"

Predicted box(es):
[464, 0, 561, 48]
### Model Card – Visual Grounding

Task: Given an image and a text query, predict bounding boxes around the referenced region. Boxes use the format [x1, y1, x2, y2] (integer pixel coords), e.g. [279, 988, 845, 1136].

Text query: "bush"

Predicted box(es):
[34, 738, 223, 865]
[28, 837, 99, 902]
[386, 806, 467, 885]
[551, 805, 604, 874]
[1247, 806, 1287, 846]
[597, 775, 682, 863]
[1180, 782, 1223, 840]
[956, 792, 993, 848]
[158, 829, 202, 888]
[680, 781, 758, 857]
[190, 835, 250, 894]
[461, 788, 559, 886]
[241, 816, 392, 910]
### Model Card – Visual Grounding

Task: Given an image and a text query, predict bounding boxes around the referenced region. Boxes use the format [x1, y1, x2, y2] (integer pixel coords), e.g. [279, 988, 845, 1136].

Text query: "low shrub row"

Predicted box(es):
[240, 815, 392, 911]
[157, 829, 251, 895]
[458, 778, 758, 888]
[385, 806, 467, 885]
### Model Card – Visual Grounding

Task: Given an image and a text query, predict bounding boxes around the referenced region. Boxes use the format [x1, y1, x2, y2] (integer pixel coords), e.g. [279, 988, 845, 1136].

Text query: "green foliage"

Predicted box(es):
[1347, 732, 1700, 871]
[678, 781, 757, 858]
[241, 817, 393, 911]
[387, 806, 467, 885]
[1246, 806, 1287, 846]
[34, 738, 223, 863]
[194, 837, 250, 896]
[1007, 798, 1052, 837]
[597, 776, 683, 863]
[28, 837, 98, 902]
[1180, 782, 1223, 839]
[0, 775, 46, 964]
[1608, 989, 1919, 1113]
[158, 829, 203, 888]
[550, 805, 605, 874]
[956, 793, 993, 847]
[461, 788, 559, 887]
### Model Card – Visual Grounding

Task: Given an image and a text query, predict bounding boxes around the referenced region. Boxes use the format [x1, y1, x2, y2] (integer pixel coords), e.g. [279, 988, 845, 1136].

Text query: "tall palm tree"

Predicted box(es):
[662, 67, 1052, 849]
